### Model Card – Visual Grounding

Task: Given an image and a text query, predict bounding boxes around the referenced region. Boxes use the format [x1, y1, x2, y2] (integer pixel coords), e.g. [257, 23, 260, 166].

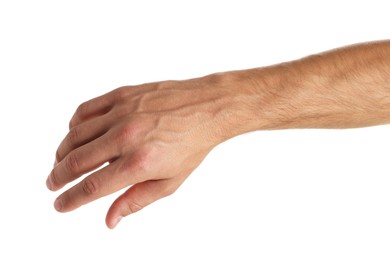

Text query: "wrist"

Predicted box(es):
[204, 63, 306, 143]
[200, 68, 280, 143]
[220, 63, 317, 132]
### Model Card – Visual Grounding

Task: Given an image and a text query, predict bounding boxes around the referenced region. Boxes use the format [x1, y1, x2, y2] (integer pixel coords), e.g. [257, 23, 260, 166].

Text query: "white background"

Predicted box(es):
[1, 1, 389, 259]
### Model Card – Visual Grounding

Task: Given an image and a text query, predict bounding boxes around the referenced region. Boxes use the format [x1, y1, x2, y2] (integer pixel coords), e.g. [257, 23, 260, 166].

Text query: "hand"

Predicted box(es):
[46, 74, 249, 228]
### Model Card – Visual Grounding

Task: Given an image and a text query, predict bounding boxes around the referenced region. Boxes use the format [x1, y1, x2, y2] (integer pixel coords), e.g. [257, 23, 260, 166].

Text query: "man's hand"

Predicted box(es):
[47, 40, 390, 228]
[46, 75, 254, 228]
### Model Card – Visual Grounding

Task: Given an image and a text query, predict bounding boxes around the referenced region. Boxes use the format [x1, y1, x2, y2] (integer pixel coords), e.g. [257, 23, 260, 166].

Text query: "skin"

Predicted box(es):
[46, 40, 390, 229]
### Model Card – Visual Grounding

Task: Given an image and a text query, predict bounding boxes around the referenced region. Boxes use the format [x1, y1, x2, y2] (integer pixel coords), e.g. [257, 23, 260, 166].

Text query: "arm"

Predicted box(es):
[46, 40, 390, 228]
[247, 40, 390, 130]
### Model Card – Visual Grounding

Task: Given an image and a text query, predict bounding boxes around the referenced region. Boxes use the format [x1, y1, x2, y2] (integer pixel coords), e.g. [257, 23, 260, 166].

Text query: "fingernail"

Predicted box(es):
[54, 197, 63, 212]
[112, 216, 123, 228]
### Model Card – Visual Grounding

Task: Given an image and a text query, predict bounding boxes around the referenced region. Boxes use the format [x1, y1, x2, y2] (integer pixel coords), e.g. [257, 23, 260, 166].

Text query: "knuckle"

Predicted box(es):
[116, 150, 155, 184]
[82, 178, 99, 195]
[50, 170, 59, 187]
[65, 153, 80, 173]
[55, 149, 61, 163]
[128, 150, 153, 173]
[69, 118, 76, 130]
[114, 123, 138, 145]
[125, 199, 144, 214]
[69, 102, 88, 128]
[76, 102, 89, 117]
[67, 127, 79, 147]
[132, 151, 149, 172]
[112, 86, 129, 101]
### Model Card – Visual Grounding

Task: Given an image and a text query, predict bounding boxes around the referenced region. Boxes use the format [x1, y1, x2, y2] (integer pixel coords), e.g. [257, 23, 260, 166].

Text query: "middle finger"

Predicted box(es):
[56, 114, 113, 164]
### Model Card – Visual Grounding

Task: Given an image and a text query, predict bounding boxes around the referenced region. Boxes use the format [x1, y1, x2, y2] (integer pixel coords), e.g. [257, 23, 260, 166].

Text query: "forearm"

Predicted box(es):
[222, 40, 390, 134]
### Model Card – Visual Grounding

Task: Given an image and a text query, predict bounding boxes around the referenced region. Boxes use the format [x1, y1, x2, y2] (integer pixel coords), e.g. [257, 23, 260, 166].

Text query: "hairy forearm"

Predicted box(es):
[220, 40, 390, 134]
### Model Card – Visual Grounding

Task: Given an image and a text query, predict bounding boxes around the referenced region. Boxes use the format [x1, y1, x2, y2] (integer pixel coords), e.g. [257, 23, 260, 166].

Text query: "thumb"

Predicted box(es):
[105, 178, 178, 229]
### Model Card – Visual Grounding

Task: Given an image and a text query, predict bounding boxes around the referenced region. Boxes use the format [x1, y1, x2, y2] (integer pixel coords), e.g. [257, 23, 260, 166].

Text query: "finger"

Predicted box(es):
[47, 132, 117, 191]
[52, 153, 154, 213]
[69, 91, 116, 129]
[106, 178, 181, 229]
[69, 84, 154, 128]
[56, 115, 112, 166]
